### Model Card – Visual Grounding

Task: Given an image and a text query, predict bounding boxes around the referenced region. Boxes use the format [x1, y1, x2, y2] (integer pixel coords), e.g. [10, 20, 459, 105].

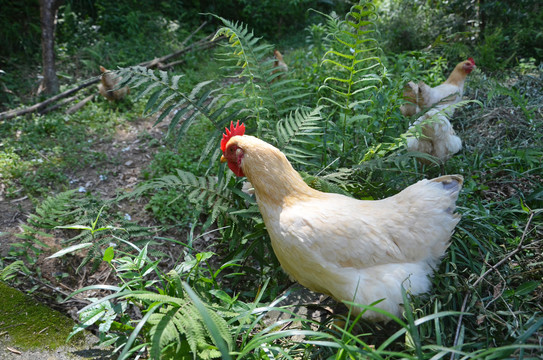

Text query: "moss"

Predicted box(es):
[0, 282, 85, 350]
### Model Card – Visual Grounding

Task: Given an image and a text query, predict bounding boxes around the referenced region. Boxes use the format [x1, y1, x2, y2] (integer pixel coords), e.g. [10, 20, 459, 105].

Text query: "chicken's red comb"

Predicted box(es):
[221, 120, 246, 151]
[468, 57, 475, 65]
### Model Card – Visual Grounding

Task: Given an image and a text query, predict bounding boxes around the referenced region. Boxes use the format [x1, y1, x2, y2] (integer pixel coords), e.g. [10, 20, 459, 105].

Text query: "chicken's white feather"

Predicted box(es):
[222, 134, 463, 321]
[406, 107, 462, 162]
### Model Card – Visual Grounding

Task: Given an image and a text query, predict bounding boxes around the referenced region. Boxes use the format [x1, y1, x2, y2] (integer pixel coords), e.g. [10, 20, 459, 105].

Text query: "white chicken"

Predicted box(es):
[220, 121, 463, 321]
[402, 58, 475, 162]
[401, 58, 476, 117]
[406, 108, 463, 163]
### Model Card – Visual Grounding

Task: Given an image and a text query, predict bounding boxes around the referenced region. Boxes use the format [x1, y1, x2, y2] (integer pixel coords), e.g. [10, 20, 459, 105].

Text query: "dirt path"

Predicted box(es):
[0, 115, 166, 254]
[0, 114, 172, 355]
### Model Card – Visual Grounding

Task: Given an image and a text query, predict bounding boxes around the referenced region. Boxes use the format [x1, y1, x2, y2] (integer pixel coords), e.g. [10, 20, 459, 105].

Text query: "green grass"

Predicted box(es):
[0, 99, 144, 198]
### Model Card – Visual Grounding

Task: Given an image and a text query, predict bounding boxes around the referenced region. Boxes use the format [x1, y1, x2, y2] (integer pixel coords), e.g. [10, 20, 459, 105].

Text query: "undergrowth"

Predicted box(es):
[0, 100, 145, 198]
[1, 0, 542, 359]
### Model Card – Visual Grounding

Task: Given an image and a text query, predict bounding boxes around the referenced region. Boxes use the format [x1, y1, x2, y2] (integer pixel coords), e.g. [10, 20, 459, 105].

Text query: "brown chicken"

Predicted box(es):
[98, 66, 130, 101]
[220, 121, 463, 321]
[272, 50, 288, 81]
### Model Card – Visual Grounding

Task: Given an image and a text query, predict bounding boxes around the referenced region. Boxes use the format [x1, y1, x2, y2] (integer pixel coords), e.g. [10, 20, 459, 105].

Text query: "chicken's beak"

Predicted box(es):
[220, 155, 227, 163]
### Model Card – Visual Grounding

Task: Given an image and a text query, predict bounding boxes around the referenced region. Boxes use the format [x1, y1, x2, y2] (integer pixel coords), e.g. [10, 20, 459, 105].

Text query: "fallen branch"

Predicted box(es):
[66, 94, 95, 115]
[0, 22, 223, 120]
[0, 78, 100, 121]
[141, 21, 208, 68]
[142, 33, 225, 69]
[158, 59, 186, 70]
[157, 37, 225, 70]
[39, 94, 79, 115]
[7, 347, 22, 355]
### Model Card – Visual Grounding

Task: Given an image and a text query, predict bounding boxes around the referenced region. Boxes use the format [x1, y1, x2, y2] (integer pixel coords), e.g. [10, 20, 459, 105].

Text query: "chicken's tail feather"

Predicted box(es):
[431, 175, 463, 195]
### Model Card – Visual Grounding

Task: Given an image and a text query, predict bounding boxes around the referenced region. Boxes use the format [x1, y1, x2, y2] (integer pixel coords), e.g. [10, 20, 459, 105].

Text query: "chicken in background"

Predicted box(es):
[98, 66, 130, 101]
[272, 49, 288, 81]
[399, 81, 421, 117]
[220, 121, 463, 321]
[406, 108, 463, 163]
[401, 58, 476, 116]
[402, 58, 476, 163]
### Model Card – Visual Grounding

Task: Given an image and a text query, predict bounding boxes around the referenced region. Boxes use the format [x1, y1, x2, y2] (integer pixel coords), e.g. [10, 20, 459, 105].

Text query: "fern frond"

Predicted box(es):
[300, 168, 354, 197]
[211, 16, 272, 123]
[143, 288, 232, 359]
[211, 15, 311, 131]
[149, 306, 182, 360]
[26, 190, 79, 229]
[274, 106, 325, 167]
[127, 169, 235, 230]
[313, 1, 384, 157]
[117, 66, 234, 145]
[318, 1, 382, 112]
[0, 260, 30, 281]
[175, 305, 207, 355]
[124, 292, 189, 306]
[212, 17, 267, 81]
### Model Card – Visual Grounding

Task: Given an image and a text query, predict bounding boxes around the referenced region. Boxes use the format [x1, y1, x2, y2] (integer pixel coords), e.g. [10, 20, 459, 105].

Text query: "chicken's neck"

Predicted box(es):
[242, 146, 320, 208]
[444, 67, 467, 88]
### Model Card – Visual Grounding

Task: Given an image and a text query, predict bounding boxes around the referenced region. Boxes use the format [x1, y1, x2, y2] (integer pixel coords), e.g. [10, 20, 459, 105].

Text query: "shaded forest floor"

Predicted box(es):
[0, 109, 169, 317]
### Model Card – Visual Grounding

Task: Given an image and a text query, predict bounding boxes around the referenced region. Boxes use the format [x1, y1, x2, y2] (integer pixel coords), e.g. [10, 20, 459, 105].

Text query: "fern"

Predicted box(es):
[0, 260, 30, 281]
[15, 190, 83, 261]
[300, 171, 352, 197]
[127, 169, 237, 230]
[25, 189, 79, 229]
[212, 15, 311, 134]
[319, 2, 382, 110]
[212, 16, 274, 128]
[70, 264, 235, 359]
[135, 289, 232, 360]
[19, 190, 157, 272]
[317, 1, 383, 155]
[117, 66, 239, 148]
[123, 284, 233, 359]
[273, 106, 325, 168]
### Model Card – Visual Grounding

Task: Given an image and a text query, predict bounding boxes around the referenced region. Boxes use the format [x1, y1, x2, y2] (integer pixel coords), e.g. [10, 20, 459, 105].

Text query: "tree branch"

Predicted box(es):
[0, 78, 100, 120]
[0, 22, 224, 120]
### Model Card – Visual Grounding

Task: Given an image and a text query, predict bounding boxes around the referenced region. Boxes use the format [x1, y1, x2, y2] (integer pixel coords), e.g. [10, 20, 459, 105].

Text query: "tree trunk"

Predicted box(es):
[39, 0, 61, 95]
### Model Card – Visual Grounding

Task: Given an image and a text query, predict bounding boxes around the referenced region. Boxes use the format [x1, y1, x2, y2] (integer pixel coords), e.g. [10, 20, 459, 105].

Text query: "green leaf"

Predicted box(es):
[519, 198, 531, 213]
[47, 243, 93, 258]
[515, 281, 540, 296]
[55, 224, 92, 231]
[103, 246, 115, 263]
